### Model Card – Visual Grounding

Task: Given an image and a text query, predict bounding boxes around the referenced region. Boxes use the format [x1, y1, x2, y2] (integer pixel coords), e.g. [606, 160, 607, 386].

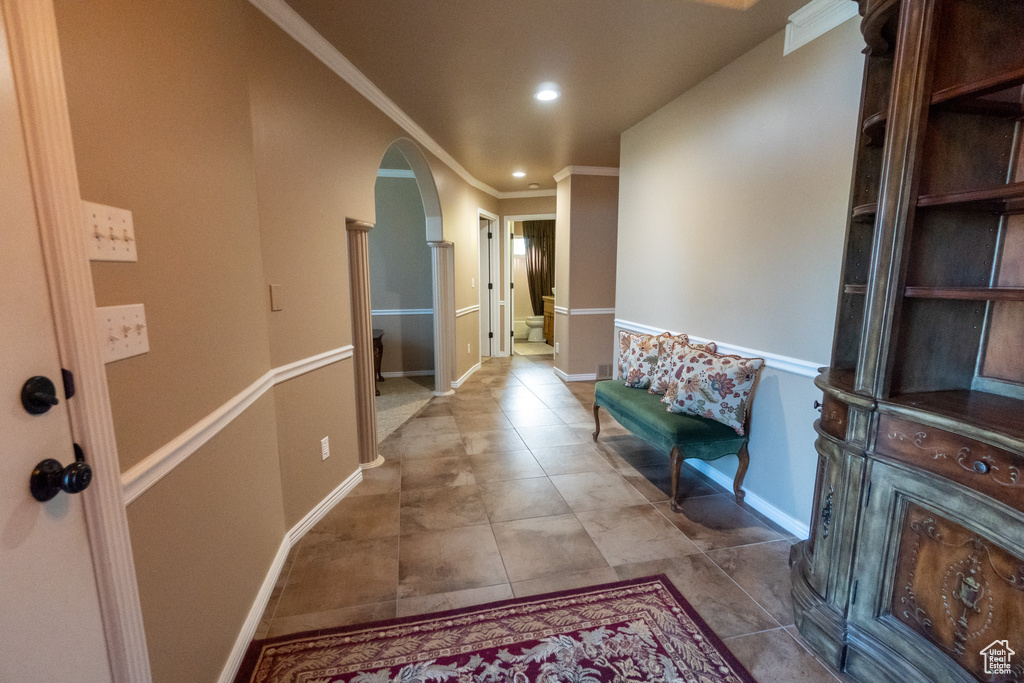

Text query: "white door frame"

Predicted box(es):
[477, 209, 500, 359]
[2, 1, 150, 680]
[503, 213, 555, 354]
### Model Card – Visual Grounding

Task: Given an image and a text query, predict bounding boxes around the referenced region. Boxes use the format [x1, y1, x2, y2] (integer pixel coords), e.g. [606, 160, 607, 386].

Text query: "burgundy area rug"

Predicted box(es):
[235, 575, 756, 683]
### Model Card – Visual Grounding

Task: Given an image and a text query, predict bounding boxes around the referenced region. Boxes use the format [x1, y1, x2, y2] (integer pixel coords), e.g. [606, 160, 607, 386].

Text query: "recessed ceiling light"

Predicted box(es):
[528, 183, 540, 190]
[512, 171, 526, 178]
[534, 82, 560, 101]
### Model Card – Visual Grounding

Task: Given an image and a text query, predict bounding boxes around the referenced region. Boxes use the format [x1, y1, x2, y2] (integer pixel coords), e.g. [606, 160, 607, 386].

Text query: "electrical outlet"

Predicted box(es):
[555, 342, 559, 354]
[471, 277, 475, 288]
[96, 304, 149, 363]
[467, 343, 471, 354]
[82, 200, 136, 262]
[321, 436, 330, 460]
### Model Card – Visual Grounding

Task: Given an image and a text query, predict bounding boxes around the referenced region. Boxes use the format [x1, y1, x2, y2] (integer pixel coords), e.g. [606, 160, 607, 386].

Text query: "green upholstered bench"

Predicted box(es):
[592, 380, 751, 511]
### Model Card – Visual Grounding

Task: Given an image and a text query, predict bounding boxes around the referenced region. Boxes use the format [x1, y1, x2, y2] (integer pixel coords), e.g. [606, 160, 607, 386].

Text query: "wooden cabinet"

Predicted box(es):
[542, 295, 554, 346]
[792, 2, 1024, 681]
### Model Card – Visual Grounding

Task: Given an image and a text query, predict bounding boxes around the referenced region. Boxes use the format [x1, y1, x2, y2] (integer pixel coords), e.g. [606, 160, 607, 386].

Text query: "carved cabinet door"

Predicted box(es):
[848, 461, 1024, 683]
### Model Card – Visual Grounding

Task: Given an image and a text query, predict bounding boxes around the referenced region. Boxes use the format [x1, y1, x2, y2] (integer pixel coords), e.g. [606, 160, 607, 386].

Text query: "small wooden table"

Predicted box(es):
[372, 328, 384, 396]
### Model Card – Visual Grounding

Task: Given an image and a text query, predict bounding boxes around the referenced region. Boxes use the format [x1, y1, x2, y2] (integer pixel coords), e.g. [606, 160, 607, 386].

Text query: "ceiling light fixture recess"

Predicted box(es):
[528, 183, 540, 189]
[512, 171, 526, 178]
[534, 82, 560, 101]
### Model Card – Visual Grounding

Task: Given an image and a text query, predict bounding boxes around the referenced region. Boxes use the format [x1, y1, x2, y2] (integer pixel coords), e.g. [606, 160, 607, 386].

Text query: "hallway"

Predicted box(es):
[253, 353, 844, 682]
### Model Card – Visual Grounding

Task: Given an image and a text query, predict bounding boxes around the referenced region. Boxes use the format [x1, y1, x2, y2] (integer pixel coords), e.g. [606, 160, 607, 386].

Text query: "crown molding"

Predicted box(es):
[496, 189, 557, 199]
[249, 0, 502, 198]
[553, 165, 620, 182]
[784, 0, 859, 55]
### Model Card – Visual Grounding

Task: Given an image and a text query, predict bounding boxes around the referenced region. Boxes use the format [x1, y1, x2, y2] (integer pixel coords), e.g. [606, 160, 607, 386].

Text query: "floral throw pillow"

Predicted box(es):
[618, 330, 679, 389]
[662, 345, 764, 435]
[648, 336, 717, 395]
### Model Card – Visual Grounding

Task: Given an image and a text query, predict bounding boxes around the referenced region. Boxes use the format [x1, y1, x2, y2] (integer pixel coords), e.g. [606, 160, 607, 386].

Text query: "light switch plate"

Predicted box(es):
[269, 284, 283, 311]
[82, 200, 137, 262]
[96, 304, 149, 363]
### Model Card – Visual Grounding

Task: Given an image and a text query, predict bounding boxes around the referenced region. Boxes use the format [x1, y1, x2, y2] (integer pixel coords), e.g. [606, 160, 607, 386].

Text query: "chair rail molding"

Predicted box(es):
[570, 307, 615, 316]
[455, 304, 480, 318]
[614, 319, 822, 378]
[122, 345, 354, 504]
[371, 308, 433, 316]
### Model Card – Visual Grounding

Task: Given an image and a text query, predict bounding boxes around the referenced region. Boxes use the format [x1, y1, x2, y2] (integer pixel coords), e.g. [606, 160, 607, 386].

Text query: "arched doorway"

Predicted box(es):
[373, 139, 454, 397]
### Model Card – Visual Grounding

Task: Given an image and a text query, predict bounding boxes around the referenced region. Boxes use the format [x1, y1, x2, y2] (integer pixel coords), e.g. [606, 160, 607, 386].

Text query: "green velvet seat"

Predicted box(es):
[593, 380, 751, 510]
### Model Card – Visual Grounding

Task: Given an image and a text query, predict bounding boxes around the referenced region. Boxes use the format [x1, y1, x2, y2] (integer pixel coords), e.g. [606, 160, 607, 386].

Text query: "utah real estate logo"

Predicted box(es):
[980, 640, 1015, 677]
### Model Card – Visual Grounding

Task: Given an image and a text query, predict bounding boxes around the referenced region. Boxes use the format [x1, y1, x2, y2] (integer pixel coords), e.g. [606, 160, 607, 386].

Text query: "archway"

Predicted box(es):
[374, 139, 454, 396]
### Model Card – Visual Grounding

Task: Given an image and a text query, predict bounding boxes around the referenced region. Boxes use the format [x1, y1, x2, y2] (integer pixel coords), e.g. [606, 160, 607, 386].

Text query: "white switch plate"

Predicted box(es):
[96, 304, 149, 363]
[321, 436, 330, 460]
[555, 342, 559, 354]
[82, 200, 137, 262]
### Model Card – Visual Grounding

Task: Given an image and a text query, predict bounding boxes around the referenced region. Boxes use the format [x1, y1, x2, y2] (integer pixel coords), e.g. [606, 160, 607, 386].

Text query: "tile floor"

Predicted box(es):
[254, 353, 847, 682]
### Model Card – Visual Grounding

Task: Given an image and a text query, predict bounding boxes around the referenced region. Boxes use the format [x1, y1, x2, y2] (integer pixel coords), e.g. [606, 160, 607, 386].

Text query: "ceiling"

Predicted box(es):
[284, 0, 809, 193]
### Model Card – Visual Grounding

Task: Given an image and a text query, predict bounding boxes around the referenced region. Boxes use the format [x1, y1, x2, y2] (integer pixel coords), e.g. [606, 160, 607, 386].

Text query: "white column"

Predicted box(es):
[346, 219, 382, 467]
[429, 241, 455, 396]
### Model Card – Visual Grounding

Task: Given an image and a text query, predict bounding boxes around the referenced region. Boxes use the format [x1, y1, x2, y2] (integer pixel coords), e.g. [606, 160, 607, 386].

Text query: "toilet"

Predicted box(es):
[525, 315, 545, 342]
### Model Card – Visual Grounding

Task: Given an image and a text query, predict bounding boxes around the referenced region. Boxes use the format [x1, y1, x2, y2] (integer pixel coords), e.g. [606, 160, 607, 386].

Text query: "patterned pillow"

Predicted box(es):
[617, 330, 679, 389]
[662, 345, 763, 435]
[648, 336, 717, 395]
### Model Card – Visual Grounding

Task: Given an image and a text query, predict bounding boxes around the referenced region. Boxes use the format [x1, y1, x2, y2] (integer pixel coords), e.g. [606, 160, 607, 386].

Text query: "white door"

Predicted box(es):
[0, 9, 113, 681]
[478, 220, 492, 357]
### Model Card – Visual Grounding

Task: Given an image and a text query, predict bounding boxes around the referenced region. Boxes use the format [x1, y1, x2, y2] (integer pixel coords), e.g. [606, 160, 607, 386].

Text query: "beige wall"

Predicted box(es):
[554, 173, 619, 377]
[54, 1, 500, 680]
[370, 176, 434, 374]
[616, 21, 864, 526]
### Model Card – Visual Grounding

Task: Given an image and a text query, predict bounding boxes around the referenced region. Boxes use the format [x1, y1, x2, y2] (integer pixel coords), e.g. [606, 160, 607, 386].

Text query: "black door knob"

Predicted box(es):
[30, 444, 92, 502]
[22, 375, 59, 415]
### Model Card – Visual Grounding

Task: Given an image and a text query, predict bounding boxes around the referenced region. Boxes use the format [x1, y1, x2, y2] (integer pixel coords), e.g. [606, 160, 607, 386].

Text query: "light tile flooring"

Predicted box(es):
[254, 353, 846, 682]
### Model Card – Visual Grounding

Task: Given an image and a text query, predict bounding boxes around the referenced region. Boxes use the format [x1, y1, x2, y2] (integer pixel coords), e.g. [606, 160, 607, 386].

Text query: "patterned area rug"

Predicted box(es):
[235, 575, 755, 683]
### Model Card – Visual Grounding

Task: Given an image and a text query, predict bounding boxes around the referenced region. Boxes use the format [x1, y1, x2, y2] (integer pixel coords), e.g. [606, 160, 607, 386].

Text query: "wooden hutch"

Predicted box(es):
[791, 1, 1024, 681]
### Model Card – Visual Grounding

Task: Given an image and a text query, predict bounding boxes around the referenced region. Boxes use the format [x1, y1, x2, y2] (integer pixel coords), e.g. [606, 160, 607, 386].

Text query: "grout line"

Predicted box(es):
[722, 625, 789, 641]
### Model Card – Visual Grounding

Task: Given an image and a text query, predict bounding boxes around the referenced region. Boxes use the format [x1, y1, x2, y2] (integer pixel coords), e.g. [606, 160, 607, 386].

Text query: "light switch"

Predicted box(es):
[269, 284, 283, 311]
[82, 200, 136, 262]
[96, 304, 149, 363]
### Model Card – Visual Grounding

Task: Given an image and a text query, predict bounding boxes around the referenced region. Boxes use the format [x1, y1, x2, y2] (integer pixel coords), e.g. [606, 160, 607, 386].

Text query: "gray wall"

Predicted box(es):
[370, 176, 434, 374]
[615, 20, 865, 531]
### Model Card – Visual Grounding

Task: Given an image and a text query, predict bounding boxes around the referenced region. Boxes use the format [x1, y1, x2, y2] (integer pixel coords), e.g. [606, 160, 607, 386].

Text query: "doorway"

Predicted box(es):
[478, 210, 499, 358]
[504, 213, 556, 356]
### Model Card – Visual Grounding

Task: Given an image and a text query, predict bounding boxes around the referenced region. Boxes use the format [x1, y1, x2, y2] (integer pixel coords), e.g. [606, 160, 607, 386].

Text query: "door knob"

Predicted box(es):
[30, 444, 92, 502]
[21, 375, 59, 414]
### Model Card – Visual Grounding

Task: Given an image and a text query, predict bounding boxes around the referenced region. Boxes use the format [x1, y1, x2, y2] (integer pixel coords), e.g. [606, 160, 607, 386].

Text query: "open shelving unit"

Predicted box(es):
[795, 2, 1024, 682]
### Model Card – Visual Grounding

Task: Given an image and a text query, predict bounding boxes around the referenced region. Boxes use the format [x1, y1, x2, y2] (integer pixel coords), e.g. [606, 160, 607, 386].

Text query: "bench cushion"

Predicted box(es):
[594, 380, 747, 462]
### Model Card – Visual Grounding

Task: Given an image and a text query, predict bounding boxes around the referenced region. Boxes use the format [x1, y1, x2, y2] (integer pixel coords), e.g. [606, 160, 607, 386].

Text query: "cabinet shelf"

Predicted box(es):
[917, 181, 1024, 213]
[903, 287, 1024, 301]
[852, 203, 877, 222]
[862, 111, 887, 146]
[932, 65, 1024, 116]
[887, 390, 1024, 443]
[844, 284, 868, 295]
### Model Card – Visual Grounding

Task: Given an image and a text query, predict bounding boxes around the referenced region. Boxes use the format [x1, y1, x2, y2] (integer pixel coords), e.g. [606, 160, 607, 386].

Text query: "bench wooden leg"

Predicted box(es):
[592, 404, 601, 441]
[670, 445, 683, 512]
[733, 442, 750, 504]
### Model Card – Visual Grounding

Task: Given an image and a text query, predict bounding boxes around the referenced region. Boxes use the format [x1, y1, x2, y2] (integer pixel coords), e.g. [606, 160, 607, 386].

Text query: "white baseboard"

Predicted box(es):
[452, 362, 481, 388]
[684, 460, 810, 539]
[380, 370, 434, 378]
[553, 368, 598, 382]
[218, 467, 363, 683]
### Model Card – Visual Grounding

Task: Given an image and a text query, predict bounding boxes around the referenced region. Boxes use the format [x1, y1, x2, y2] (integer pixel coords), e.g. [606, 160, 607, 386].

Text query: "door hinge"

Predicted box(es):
[851, 580, 859, 605]
[510, 330, 514, 338]
[488, 332, 493, 339]
[488, 282, 493, 290]
[864, 481, 872, 508]
[510, 282, 514, 289]
[488, 232, 492, 239]
[61, 368, 76, 400]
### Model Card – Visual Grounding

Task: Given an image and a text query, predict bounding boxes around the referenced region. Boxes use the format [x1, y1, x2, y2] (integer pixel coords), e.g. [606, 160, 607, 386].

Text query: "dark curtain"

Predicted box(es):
[522, 220, 555, 316]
